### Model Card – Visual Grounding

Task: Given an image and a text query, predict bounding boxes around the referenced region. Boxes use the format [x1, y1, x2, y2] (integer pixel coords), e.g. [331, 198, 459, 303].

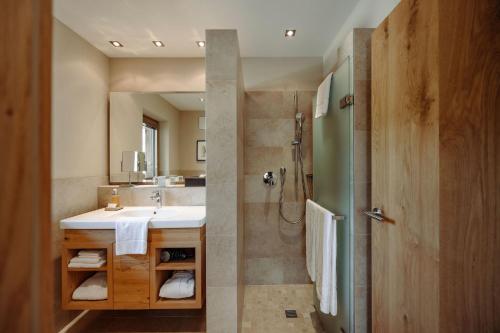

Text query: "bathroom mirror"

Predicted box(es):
[109, 92, 206, 184]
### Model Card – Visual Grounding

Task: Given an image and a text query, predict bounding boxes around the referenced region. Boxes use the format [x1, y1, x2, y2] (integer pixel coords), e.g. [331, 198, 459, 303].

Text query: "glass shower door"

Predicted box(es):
[313, 57, 352, 333]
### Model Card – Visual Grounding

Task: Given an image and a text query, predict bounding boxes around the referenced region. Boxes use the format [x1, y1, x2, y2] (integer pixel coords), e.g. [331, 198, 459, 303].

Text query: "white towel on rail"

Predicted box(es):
[115, 217, 150, 255]
[315, 73, 332, 118]
[305, 199, 337, 316]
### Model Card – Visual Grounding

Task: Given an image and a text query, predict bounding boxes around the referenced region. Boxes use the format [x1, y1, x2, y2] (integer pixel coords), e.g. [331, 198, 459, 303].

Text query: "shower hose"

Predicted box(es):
[278, 142, 308, 224]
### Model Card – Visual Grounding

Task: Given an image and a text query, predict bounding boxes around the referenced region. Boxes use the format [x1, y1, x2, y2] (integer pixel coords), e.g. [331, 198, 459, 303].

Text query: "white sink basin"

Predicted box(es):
[115, 208, 157, 218]
[60, 206, 206, 229]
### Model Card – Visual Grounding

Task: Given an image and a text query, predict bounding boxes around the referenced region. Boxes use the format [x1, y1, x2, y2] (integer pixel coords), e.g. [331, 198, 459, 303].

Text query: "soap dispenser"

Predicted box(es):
[110, 188, 121, 207]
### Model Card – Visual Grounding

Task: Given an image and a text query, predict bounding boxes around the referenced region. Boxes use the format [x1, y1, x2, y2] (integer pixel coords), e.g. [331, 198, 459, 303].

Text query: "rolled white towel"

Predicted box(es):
[68, 259, 106, 268]
[159, 271, 195, 299]
[72, 272, 107, 300]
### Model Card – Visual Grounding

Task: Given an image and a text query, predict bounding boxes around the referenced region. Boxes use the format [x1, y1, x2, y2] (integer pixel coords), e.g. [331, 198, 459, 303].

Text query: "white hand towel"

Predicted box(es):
[72, 272, 107, 300]
[159, 270, 195, 299]
[315, 73, 333, 118]
[115, 217, 150, 255]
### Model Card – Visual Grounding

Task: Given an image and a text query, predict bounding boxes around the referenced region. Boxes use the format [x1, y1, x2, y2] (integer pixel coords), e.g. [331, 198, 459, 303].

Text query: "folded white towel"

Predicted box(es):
[68, 259, 106, 268]
[315, 73, 333, 118]
[72, 272, 107, 300]
[159, 271, 195, 299]
[78, 250, 105, 258]
[70, 256, 104, 264]
[115, 217, 150, 255]
[306, 199, 337, 316]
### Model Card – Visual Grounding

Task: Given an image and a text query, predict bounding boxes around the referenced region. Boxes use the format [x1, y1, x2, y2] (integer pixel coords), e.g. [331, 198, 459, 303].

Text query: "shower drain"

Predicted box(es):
[285, 309, 298, 318]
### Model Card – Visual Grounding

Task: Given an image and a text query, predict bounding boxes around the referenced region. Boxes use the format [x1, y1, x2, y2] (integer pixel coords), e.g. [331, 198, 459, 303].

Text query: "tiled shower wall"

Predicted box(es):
[244, 91, 315, 284]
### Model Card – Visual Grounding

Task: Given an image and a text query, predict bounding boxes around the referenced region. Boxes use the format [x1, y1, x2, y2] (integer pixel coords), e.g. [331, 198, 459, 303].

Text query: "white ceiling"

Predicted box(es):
[161, 92, 205, 111]
[53, 0, 359, 58]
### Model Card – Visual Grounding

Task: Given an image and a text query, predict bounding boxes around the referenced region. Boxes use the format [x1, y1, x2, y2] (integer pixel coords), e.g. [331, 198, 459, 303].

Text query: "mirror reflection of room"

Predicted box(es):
[109, 92, 206, 185]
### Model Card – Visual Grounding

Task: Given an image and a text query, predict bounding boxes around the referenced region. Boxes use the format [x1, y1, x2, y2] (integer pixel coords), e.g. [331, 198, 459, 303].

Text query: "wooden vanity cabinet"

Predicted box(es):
[61, 226, 205, 310]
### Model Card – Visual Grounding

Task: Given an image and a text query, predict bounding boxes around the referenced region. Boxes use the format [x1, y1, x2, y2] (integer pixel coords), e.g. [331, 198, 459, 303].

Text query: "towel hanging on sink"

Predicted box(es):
[115, 216, 150, 255]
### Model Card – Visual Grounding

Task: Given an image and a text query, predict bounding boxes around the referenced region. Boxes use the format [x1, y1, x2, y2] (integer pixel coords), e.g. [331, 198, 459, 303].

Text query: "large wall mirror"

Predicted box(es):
[109, 92, 206, 184]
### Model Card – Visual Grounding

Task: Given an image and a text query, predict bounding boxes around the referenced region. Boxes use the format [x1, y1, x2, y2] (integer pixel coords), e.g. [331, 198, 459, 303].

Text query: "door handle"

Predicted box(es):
[363, 208, 386, 223]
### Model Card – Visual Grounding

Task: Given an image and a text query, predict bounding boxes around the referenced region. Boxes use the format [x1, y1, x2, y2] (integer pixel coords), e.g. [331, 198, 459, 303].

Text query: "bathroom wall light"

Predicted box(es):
[285, 29, 296, 38]
[152, 40, 165, 47]
[109, 41, 123, 47]
[196, 41, 206, 48]
[200, 97, 204, 102]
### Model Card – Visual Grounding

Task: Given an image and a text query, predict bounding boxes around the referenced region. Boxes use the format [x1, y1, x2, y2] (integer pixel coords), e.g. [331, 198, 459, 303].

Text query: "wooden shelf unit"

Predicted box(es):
[150, 227, 206, 309]
[61, 226, 205, 310]
[61, 231, 115, 310]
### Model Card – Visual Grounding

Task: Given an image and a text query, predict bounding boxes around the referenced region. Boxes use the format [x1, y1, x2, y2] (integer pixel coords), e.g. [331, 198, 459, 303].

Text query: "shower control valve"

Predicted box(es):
[263, 171, 277, 187]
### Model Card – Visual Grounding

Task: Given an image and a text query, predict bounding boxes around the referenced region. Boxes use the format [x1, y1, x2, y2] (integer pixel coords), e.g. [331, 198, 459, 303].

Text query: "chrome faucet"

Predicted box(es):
[150, 190, 162, 209]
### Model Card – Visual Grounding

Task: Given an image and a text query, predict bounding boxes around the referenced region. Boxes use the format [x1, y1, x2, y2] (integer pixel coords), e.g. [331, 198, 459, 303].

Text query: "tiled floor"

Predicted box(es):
[242, 284, 325, 333]
[75, 285, 323, 333]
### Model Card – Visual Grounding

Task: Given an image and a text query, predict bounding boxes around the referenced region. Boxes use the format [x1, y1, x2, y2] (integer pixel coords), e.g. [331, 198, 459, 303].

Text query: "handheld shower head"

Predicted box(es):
[296, 112, 305, 127]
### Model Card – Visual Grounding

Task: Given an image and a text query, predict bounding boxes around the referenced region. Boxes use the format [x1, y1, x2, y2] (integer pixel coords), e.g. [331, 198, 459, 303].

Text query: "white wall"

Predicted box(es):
[51, 18, 110, 331]
[322, 0, 400, 75]
[242, 57, 322, 91]
[52, 19, 109, 179]
[110, 58, 206, 92]
[109, 57, 323, 92]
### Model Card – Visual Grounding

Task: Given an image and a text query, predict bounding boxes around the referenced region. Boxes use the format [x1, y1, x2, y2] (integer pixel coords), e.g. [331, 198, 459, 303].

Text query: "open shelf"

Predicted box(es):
[67, 266, 108, 272]
[156, 258, 196, 270]
[61, 242, 114, 310]
[149, 232, 205, 310]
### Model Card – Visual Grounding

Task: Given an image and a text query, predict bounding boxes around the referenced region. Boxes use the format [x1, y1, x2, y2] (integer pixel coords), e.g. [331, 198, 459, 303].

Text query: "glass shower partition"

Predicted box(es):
[313, 57, 353, 333]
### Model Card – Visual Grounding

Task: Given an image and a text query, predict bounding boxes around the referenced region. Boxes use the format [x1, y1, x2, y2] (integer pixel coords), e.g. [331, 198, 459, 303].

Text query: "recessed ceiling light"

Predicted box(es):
[109, 41, 123, 47]
[152, 40, 165, 47]
[285, 29, 296, 38]
[196, 41, 206, 48]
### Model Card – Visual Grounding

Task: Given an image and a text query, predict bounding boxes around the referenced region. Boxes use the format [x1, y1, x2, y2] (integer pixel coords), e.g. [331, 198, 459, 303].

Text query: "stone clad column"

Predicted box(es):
[205, 29, 245, 333]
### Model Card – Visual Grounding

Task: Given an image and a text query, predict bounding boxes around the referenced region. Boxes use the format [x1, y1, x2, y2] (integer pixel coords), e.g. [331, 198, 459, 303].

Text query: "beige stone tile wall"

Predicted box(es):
[97, 185, 206, 207]
[244, 90, 315, 284]
[352, 28, 373, 333]
[205, 29, 245, 333]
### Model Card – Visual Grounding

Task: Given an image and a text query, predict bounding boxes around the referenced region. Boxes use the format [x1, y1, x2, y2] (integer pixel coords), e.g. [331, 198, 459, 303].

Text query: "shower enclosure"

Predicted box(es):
[313, 57, 354, 332]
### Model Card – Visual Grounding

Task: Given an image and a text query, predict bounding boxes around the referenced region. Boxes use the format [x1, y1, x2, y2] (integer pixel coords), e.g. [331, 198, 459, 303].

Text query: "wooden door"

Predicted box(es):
[0, 0, 52, 332]
[371, 0, 440, 331]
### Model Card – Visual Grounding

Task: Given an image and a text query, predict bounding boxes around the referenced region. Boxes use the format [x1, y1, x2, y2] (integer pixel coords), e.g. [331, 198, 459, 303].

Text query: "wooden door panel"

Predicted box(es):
[371, 0, 440, 332]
